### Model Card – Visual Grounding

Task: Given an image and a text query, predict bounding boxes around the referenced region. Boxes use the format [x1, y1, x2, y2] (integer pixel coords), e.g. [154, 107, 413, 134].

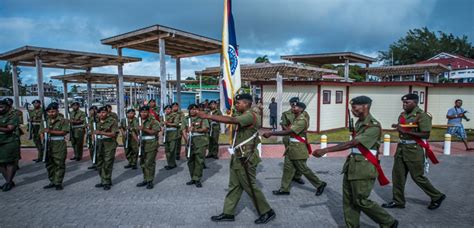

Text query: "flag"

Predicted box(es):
[222, 0, 241, 110]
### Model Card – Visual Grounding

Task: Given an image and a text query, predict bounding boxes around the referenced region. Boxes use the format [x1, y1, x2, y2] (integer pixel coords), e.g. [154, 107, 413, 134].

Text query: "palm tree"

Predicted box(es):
[255, 55, 270, 63]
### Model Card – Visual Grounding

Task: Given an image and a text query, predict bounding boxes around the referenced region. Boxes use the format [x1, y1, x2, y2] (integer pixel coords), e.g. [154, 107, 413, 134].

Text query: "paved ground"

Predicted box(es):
[1, 145, 474, 227]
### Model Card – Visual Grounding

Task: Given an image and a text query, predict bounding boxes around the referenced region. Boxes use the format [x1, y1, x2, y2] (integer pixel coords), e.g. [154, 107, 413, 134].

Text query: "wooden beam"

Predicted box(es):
[113, 33, 170, 49]
[7, 52, 38, 62]
[175, 49, 221, 58]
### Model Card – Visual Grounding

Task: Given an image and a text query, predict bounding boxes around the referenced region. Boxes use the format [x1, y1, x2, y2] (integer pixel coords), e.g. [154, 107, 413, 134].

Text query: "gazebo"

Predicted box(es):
[0, 45, 141, 118]
[196, 63, 337, 130]
[101, 24, 222, 113]
[281, 52, 376, 81]
[361, 63, 449, 82]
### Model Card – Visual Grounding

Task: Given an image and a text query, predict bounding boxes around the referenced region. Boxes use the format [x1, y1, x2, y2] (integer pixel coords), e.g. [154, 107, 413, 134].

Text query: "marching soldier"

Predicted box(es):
[263, 101, 327, 196]
[197, 94, 275, 224]
[184, 104, 209, 188]
[105, 104, 119, 121]
[206, 100, 222, 159]
[313, 96, 398, 228]
[120, 109, 139, 170]
[136, 106, 160, 189]
[69, 102, 86, 161]
[281, 97, 306, 185]
[40, 102, 70, 191]
[382, 93, 446, 210]
[148, 99, 161, 121]
[30, 100, 44, 163]
[172, 102, 184, 161]
[87, 105, 98, 170]
[94, 106, 119, 190]
[4, 98, 23, 125]
[0, 99, 20, 192]
[163, 105, 178, 169]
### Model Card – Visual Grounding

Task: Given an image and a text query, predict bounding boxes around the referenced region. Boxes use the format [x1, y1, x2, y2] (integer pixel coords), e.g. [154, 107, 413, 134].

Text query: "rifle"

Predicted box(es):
[85, 103, 90, 146]
[162, 114, 167, 143]
[67, 107, 74, 141]
[42, 107, 49, 162]
[347, 108, 355, 137]
[187, 116, 192, 157]
[92, 114, 98, 164]
[138, 116, 143, 156]
[124, 118, 130, 149]
[25, 102, 33, 140]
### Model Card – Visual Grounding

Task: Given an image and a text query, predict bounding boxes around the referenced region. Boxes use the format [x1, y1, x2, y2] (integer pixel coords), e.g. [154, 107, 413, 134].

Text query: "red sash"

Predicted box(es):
[290, 133, 312, 154]
[150, 109, 160, 122]
[399, 116, 439, 164]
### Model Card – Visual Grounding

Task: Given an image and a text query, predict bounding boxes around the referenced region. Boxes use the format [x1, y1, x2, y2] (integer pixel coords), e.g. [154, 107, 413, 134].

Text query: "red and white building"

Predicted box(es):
[418, 52, 474, 83]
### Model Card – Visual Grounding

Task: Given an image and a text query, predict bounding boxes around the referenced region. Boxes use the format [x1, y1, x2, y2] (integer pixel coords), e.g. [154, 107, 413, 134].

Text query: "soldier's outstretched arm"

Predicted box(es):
[312, 139, 360, 157]
[262, 129, 293, 138]
[197, 111, 239, 124]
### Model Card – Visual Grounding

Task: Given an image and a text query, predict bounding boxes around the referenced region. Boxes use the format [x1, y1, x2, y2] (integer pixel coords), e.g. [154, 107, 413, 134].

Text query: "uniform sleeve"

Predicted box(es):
[151, 120, 160, 132]
[79, 111, 86, 121]
[290, 117, 307, 135]
[202, 119, 210, 129]
[355, 125, 380, 149]
[236, 111, 255, 127]
[418, 113, 432, 132]
[61, 119, 70, 133]
[280, 112, 288, 126]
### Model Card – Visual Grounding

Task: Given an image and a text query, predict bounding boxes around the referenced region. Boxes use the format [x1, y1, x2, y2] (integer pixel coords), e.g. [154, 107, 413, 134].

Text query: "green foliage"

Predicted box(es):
[379, 27, 474, 65]
[255, 55, 270, 63]
[0, 62, 23, 95]
[196, 75, 218, 85]
[322, 64, 366, 82]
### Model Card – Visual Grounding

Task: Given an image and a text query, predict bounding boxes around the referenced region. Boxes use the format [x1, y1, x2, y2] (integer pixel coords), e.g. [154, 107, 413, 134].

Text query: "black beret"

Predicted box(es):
[235, 93, 252, 101]
[45, 103, 58, 111]
[0, 100, 8, 106]
[105, 104, 112, 109]
[350, 96, 372, 105]
[209, 100, 217, 104]
[289, 97, 299, 103]
[98, 107, 108, 112]
[71, 102, 80, 106]
[4, 98, 13, 105]
[139, 106, 150, 111]
[188, 104, 199, 110]
[126, 109, 135, 114]
[401, 93, 419, 101]
[199, 103, 205, 107]
[163, 105, 171, 110]
[172, 102, 179, 106]
[89, 105, 97, 110]
[295, 102, 306, 109]
[149, 99, 156, 103]
[32, 100, 41, 104]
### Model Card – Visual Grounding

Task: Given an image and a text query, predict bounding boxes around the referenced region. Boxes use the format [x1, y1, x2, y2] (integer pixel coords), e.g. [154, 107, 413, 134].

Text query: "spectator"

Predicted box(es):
[446, 99, 473, 151]
[268, 97, 278, 131]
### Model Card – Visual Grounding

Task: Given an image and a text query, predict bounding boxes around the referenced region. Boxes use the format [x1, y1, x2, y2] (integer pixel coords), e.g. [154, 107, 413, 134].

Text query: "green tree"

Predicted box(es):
[255, 55, 270, 63]
[71, 85, 78, 93]
[379, 27, 474, 65]
[0, 62, 23, 95]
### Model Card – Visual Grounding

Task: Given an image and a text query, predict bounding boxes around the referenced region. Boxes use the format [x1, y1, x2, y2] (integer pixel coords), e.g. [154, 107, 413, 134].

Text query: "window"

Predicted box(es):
[336, 91, 343, 104]
[420, 92, 425, 104]
[323, 90, 331, 104]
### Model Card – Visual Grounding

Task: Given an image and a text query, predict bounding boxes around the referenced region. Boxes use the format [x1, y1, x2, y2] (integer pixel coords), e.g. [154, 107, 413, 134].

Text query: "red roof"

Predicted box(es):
[417, 53, 474, 70]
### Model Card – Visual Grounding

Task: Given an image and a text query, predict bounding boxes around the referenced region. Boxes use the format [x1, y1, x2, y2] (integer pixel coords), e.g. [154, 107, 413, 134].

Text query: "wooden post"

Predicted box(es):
[35, 55, 45, 105]
[176, 57, 182, 105]
[63, 81, 68, 119]
[117, 48, 125, 120]
[86, 69, 92, 106]
[424, 70, 430, 82]
[365, 63, 369, 82]
[251, 84, 257, 103]
[11, 63, 20, 109]
[159, 38, 167, 108]
[344, 59, 349, 82]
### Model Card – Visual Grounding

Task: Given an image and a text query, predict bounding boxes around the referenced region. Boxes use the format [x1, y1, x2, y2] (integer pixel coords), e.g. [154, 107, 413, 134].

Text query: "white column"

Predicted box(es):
[86, 69, 92, 106]
[176, 57, 181, 105]
[11, 64, 20, 109]
[344, 59, 350, 82]
[276, 72, 283, 131]
[117, 48, 125, 120]
[251, 84, 257, 103]
[159, 38, 167, 107]
[35, 55, 45, 105]
[444, 134, 451, 155]
[424, 70, 430, 82]
[199, 74, 202, 103]
[383, 134, 391, 156]
[63, 81, 68, 119]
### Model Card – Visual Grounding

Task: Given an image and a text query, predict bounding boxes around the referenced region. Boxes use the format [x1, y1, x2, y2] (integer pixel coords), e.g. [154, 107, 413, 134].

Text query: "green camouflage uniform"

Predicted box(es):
[222, 109, 272, 216]
[279, 112, 324, 192]
[29, 108, 43, 160]
[174, 110, 185, 160]
[70, 109, 86, 159]
[139, 116, 160, 182]
[87, 115, 97, 162]
[96, 117, 119, 185]
[185, 115, 209, 182]
[40, 115, 69, 185]
[208, 109, 222, 157]
[120, 117, 139, 166]
[164, 112, 180, 167]
[391, 107, 444, 206]
[343, 114, 395, 227]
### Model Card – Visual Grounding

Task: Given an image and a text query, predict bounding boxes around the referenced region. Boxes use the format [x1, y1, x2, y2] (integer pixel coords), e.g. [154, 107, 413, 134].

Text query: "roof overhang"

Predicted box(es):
[281, 52, 376, 66]
[363, 63, 449, 77]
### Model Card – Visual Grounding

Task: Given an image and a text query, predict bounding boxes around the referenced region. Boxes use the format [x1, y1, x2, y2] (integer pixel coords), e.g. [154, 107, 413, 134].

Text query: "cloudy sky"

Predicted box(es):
[0, 0, 473, 86]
